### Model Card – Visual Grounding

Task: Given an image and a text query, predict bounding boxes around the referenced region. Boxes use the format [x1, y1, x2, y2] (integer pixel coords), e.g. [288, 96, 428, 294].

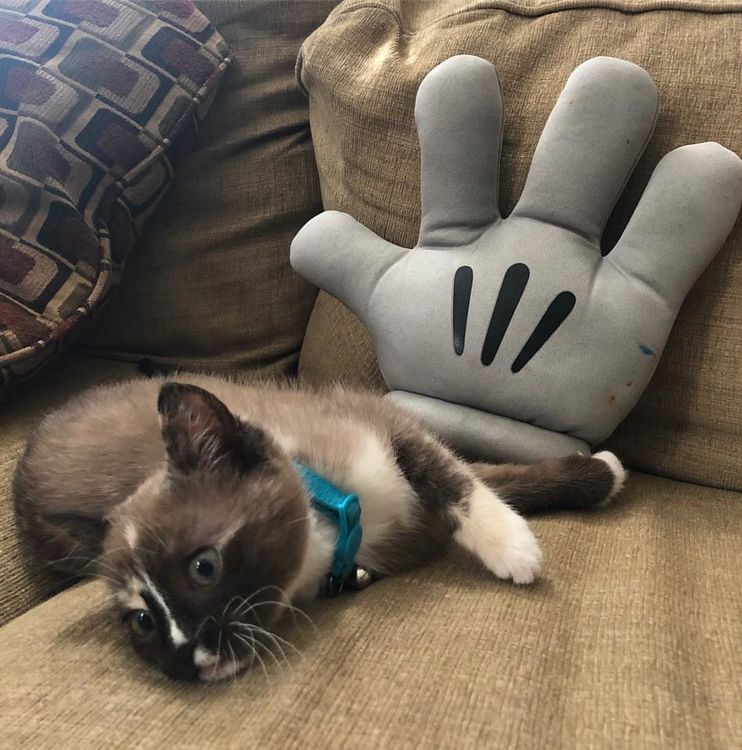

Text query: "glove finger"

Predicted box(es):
[607, 142, 742, 308]
[290, 211, 405, 319]
[512, 57, 658, 244]
[416, 55, 503, 247]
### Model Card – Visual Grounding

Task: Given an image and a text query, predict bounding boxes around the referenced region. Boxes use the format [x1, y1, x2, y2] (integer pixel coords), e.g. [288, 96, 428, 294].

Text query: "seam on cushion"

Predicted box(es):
[0, 237, 113, 367]
[123, 54, 231, 184]
[333, 0, 742, 35]
[295, 47, 310, 99]
[69, 346, 301, 370]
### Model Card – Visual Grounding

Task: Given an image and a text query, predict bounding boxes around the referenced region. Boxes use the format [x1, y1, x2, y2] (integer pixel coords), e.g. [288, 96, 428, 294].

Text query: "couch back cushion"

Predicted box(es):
[0, 0, 229, 394]
[78, 0, 338, 378]
[296, 0, 742, 490]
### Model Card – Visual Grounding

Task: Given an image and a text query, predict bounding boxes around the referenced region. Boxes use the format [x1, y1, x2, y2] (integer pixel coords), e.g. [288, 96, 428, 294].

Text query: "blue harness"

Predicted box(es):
[293, 462, 368, 595]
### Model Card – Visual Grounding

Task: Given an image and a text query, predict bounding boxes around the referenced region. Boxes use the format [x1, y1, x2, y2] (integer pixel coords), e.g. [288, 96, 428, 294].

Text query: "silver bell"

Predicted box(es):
[352, 566, 373, 590]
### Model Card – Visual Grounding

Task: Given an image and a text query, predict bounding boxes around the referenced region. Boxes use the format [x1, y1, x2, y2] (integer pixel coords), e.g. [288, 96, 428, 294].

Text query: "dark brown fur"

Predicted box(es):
[377, 430, 473, 573]
[471, 456, 615, 514]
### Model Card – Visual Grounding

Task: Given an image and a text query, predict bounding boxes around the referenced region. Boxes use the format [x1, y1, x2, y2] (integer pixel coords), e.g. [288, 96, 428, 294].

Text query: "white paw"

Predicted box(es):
[486, 511, 543, 585]
[454, 485, 543, 585]
[592, 451, 627, 506]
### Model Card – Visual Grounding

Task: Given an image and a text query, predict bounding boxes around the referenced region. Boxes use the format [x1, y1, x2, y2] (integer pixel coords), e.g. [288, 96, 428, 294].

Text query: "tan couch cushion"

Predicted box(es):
[296, 0, 742, 489]
[1, 473, 740, 747]
[78, 1, 338, 377]
[0, 355, 137, 626]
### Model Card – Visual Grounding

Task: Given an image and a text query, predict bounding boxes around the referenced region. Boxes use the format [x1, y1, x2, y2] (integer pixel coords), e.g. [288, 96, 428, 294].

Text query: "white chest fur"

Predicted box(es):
[286, 430, 417, 601]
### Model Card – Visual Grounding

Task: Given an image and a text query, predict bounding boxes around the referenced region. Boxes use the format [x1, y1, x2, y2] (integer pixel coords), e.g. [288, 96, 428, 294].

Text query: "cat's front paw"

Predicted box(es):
[454, 484, 543, 584]
[486, 511, 543, 584]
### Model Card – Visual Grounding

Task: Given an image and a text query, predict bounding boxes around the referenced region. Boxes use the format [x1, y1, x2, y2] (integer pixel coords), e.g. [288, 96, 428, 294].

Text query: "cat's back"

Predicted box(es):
[14, 374, 401, 515]
[208, 379, 408, 467]
[14, 377, 165, 518]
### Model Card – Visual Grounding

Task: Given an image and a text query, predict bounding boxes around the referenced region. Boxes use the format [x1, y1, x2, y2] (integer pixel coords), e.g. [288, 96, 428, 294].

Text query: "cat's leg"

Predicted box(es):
[451, 480, 543, 584]
[470, 452, 626, 514]
[389, 425, 542, 584]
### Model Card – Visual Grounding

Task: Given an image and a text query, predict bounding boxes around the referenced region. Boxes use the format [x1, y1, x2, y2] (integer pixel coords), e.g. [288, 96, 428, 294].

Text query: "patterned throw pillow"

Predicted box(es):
[0, 0, 229, 394]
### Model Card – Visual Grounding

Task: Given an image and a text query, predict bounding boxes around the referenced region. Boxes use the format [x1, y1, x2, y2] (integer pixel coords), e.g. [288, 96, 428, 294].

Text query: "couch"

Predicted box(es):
[2, 1, 741, 747]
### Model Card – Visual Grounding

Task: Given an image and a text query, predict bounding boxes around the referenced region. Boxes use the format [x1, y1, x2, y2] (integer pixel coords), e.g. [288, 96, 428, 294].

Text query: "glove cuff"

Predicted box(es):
[386, 391, 590, 464]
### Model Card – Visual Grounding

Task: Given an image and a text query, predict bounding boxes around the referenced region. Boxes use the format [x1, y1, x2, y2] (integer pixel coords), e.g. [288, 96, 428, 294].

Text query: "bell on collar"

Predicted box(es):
[347, 565, 373, 591]
[324, 565, 374, 597]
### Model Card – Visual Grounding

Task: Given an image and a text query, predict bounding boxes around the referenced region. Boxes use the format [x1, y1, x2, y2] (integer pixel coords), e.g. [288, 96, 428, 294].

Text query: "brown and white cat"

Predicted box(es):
[13, 375, 625, 682]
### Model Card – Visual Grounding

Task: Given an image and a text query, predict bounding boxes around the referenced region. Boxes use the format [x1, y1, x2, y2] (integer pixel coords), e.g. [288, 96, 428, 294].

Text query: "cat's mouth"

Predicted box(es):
[198, 661, 241, 682]
[194, 645, 247, 682]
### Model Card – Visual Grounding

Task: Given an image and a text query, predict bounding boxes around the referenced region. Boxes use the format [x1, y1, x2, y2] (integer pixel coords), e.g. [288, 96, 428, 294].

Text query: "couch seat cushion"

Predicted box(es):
[1, 472, 740, 748]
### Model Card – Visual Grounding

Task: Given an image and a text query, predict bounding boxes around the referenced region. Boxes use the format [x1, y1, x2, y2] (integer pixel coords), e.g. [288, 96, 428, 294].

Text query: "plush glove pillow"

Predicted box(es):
[291, 55, 742, 463]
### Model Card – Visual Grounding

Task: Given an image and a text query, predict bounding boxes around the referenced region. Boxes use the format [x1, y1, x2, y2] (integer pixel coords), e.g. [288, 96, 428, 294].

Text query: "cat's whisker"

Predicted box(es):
[90, 571, 126, 588]
[256, 638, 286, 674]
[227, 641, 239, 686]
[223, 595, 245, 619]
[124, 513, 168, 551]
[214, 628, 223, 676]
[235, 622, 304, 662]
[45, 553, 97, 568]
[193, 614, 217, 643]
[229, 584, 284, 617]
[100, 542, 157, 557]
[245, 583, 291, 606]
[232, 597, 261, 624]
[93, 559, 132, 579]
[231, 596, 255, 618]
[234, 589, 306, 626]
[230, 595, 258, 619]
[247, 599, 316, 631]
[98, 543, 158, 574]
[244, 629, 284, 673]
[43, 553, 126, 585]
[231, 631, 254, 663]
[236, 619, 284, 662]
[284, 514, 312, 529]
[243, 624, 295, 671]
[231, 604, 296, 673]
[232, 632, 268, 681]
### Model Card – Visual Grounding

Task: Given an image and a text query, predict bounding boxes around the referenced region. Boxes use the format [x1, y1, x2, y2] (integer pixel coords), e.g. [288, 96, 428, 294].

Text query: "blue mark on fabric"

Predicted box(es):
[639, 345, 654, 356]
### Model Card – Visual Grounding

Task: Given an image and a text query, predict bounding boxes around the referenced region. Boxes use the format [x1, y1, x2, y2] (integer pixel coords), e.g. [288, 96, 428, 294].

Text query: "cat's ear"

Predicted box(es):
[157, 383, 265, 475]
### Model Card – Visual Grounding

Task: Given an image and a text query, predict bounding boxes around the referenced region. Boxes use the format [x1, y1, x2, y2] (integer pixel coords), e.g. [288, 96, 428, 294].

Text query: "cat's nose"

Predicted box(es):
[161, 645, 199, 682]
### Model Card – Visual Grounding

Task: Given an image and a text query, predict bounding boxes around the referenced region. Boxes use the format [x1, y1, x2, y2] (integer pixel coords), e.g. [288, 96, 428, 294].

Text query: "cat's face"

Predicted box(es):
[101, 383, 310, 682]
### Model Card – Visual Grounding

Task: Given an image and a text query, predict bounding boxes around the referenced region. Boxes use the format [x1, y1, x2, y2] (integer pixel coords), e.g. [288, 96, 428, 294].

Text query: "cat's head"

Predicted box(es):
[101, 382, 311, 682]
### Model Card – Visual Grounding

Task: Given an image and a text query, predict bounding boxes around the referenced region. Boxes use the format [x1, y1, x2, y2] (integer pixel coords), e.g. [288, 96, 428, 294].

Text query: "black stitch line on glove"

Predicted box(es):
[512, 291, 576, 373]
[452, 265, 473, 355]
[480, 263, 530, 366]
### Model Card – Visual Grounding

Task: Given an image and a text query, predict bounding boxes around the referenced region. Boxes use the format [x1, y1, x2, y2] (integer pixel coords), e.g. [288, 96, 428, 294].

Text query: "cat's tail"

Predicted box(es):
[470, 451, 626, 514]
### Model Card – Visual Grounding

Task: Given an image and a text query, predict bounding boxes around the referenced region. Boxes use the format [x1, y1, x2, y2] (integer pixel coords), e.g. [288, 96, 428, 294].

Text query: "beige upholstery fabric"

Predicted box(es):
[0, 356, 137, 626]
[78, 1, 337, 377]
[297, 0, 742, 490]
[1, 473, 740, 748]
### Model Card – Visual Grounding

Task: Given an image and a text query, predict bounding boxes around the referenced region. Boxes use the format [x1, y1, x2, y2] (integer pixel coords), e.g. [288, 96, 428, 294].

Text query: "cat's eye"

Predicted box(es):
[130, 610, 156, 640]
[188, 547, 221, 586]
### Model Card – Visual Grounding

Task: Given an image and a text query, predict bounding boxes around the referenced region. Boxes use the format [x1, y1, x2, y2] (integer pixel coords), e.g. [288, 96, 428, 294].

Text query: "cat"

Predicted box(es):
[13, 374, 625, 682]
